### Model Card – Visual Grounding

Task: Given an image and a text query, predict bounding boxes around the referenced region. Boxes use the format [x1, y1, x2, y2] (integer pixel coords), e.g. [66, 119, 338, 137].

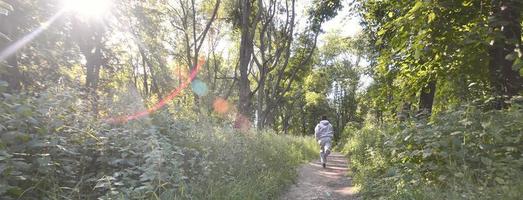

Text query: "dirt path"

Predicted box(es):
[280, 152, 360, 200]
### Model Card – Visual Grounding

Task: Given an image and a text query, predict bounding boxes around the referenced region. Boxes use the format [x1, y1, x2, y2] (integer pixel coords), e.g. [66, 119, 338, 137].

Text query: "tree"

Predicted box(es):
[168, 0, 221, 106]
[488, 0, 522, 108]
[235, 0, 259, 129]
[318, 31, 362, 137]
[234, 0, 343, 130]
[352, 0, 518, 120]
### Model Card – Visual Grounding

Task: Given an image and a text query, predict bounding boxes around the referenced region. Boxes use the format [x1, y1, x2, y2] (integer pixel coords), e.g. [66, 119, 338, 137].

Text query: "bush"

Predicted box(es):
[342, 102, 523, 199]
[0, 87, 317, 199]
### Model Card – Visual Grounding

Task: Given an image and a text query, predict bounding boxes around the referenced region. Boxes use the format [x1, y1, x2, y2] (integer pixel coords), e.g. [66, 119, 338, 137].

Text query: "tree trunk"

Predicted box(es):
[237, 0, 254, 126]
[283, 109, 290, 134]
[85, 48, 102, 86]
[139, 48, 149, 96]
[418, 80, 436, 116]
[256, 79, 265, 130]
[85, 43, 102, 116]
[488, 0, 522, 108]
[398, 102, 412, 121]
[73, 19, 104, 115]
[84, 40, 103, 91]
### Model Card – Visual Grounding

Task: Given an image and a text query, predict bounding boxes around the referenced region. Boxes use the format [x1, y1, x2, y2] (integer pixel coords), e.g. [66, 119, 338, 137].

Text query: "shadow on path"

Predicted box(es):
[280, 152, 360, 200]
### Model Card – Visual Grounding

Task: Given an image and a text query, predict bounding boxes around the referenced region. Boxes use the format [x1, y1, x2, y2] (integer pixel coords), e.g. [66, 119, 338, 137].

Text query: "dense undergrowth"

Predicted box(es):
[340, 100, 523, 200]
[0, 86, 317, 199]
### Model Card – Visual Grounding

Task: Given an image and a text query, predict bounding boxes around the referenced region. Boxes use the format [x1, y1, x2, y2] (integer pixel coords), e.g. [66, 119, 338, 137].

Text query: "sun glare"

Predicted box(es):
[63, 0, 112, 18]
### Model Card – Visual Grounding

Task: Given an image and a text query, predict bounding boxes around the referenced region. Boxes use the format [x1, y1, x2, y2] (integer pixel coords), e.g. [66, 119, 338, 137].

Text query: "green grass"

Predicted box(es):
[181, 130, 318, 200]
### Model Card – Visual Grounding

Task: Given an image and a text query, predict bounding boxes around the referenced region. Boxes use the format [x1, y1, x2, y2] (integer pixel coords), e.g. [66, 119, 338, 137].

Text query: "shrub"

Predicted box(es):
[0, 87, 317, 199]
[342, 102, 523, 199]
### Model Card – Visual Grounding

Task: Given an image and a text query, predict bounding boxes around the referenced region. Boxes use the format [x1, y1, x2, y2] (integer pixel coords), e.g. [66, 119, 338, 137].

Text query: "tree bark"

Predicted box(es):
[418, 80, 436, 116]
[237, 0, 255, 125]
[139, 47, 150, 96]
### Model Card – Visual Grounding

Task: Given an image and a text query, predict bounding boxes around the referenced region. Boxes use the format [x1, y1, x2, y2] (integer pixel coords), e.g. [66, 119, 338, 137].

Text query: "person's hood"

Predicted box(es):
[320, 120, 330, 125]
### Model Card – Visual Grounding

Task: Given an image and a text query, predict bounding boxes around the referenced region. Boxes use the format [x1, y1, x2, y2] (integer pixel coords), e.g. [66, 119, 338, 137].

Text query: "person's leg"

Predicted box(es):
[322, 138, 332, 165]
[320, 139, 328, 168]
[325, 138, 332, 156]
[319, 139, 326, 164]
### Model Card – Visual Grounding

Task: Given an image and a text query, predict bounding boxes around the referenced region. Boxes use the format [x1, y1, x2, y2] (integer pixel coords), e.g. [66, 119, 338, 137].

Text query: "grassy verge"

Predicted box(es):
[339, 103, 523, 199]
[0, 89, 317, 199]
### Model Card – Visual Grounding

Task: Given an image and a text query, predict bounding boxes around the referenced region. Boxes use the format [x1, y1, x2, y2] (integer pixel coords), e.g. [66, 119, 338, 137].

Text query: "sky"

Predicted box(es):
[320, 5, 362, 41]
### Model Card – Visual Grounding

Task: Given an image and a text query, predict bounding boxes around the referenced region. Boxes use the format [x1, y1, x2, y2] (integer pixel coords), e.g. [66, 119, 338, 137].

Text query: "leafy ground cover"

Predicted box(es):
[0, 87, 317, 199]
[340, 101, 523, 199]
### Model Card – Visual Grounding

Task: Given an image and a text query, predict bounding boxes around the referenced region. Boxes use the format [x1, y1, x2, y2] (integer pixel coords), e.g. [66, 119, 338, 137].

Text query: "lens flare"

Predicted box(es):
[191, 79, 208, 96]
[0, 9, 65, 61]
[106, 58, 205, 123]
[213, 97, 230, 114]
[234, 114, 251, 132]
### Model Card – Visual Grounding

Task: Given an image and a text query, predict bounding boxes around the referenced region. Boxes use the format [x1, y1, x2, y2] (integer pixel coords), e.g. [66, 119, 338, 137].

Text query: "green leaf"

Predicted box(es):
[377, 28, 387, 36]
[404, 134, 412, 141]
[462, 1, 473, 7]
[505, 53, 516, 61]
[13, 176, 27, 181]
[409, 1, 423, 14]
[0, 151, 11, 161]
[481, 157, 492, 166]
[388, 12, 394, 18]
[513, 58, 523, 71]
[428, 12, 436, 23]
[494, 177, 505, 184]
[12, 161, 31, 171]
[459, 119, 473, 126]
[480, 121, 491, 129]
[160, 189, 176, 199]
[422, 148, 432, 158]
[6, 186, 23, 197]
[450, 131, 462, 136]
[16, 105, 33, 117]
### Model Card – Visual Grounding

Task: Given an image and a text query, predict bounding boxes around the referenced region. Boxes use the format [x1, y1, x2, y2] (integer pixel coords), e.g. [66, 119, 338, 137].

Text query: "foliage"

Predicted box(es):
[341, 100, 523, 199]
[308, 0, 343, 32]
[275, 30, 365, 137]
[0, 86, 317, 199]
[352, 0, 522, 119]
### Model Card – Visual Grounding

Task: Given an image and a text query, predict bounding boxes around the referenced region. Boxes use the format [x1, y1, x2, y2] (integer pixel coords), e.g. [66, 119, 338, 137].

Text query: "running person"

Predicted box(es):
[314, 116, 334, 168]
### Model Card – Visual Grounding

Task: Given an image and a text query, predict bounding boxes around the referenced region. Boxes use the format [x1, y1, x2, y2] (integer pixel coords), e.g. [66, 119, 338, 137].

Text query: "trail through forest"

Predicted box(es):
[281, 152, 359, 200]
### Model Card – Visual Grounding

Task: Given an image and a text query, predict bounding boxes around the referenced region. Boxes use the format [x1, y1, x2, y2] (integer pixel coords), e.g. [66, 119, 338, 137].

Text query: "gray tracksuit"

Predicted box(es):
[315, 120, 333, 141]
[315, 120, 334, 164]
